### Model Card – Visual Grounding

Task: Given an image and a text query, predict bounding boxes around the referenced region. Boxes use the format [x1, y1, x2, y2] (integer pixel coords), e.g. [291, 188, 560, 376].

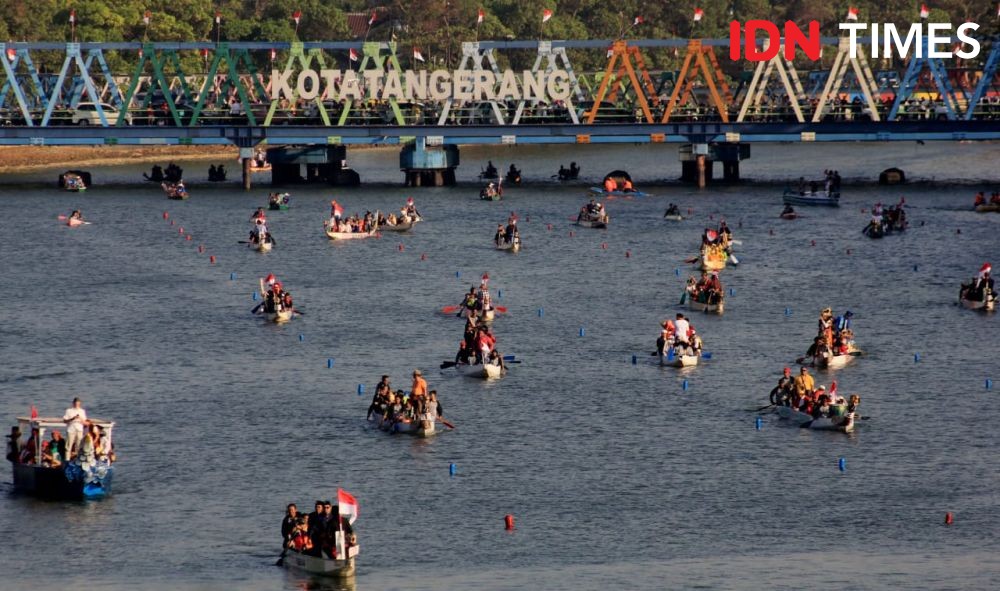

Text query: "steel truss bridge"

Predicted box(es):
[1, 37, 998, 147]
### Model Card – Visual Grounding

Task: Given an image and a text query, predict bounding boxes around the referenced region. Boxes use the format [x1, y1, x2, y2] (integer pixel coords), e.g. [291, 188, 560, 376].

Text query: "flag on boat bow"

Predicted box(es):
[338, 488, 358, 524]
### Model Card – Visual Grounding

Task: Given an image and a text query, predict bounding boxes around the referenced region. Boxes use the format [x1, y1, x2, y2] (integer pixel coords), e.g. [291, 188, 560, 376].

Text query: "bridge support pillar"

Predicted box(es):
[266, 145, 360, 186]
[400, 138, 458, 187]
[241, 156, 252, 191]
[680, 143, 749, 186]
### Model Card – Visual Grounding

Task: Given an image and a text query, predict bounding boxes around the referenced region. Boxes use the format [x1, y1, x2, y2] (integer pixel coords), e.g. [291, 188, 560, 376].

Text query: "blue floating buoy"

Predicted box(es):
[578, 327, 585, 337]
[987, 379, 993, 390]
[357, 383, 364, 394]
[913, 265, 918, 271]
[230, 272, 237, 280]
[497, 289, 502, 299]
[755, 417, 762, 430]
[299, 334, 305, 341]
[914, 353, 920, 362]
[838, 457, 847, 472]
[674, 268, 680, 276]
[729, 287, 735, 296]
[682, 379, 689, 391]
[631, 354, 637, 365]
[449, 463, 457, 476]
[537, 308, 543, 317]
[784, 307, 791, 316]
[455, 271, 461, 278]
[252, 292, 258, 301]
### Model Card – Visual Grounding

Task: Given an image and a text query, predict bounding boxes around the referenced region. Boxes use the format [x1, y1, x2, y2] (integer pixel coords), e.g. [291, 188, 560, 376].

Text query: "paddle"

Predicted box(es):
[275, 552, 285, 567]
[440, 361, 457, 369]
[292, 310, 305, 316]
[679, 290, 688, 305]
[238, 240, 250, 244]
[502, 355, 517, 361]
[494, 305, 508, 313]
[441, 305, 460, 314]
[684, 257, 699, 264]
[251, 303, 264, 314]
[729, 253, 740, 265]
[438, 417, 455, 429]
[754, 403, 776, 412]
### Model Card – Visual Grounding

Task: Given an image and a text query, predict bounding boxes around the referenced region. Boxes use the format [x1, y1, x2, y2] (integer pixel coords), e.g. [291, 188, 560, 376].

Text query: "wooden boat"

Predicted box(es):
[266, 308, 294, 323]
[282, 547, 358, 577]
[974, 203, 1000, 213]
[495, 238, 521, 252]
[325, 222, 379, 240]
[250, 163, 272, 173]
[10, 416, 116, 500]
[659, 351, 699, 367]
[782, 189, 840, 207]
[251, 238, 273, 253]
[687, 298, 724, 315]
[380, 217, 421, 232]
[162, 182, 189, 200]
[959, 288, 996, 311]
[576, 213, 609, 228]
[776, 405, 856, 433]
[368, 414, 436, 437]
[455, 361, 504, 379]
[62, 173, 87, 192]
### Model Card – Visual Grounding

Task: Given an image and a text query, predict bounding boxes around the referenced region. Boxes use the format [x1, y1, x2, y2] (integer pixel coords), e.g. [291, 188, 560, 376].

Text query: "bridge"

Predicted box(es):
[2, 37, 998, 186]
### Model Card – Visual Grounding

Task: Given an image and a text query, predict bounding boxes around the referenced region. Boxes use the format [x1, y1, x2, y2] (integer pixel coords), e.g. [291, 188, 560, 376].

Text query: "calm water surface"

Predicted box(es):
[1, 143, 998, 590]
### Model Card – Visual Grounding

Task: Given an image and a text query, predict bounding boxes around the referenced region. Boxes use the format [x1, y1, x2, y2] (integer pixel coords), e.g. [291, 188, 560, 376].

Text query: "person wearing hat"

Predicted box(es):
[818, 307, 833, 337]
[834, 310, 854, 337]
[770, 367, 796, 406]
[793, 366, 815, 409]
[411, 370, 427, 398]
[811, 386, 831, 419]
[5, 425, 21, 463]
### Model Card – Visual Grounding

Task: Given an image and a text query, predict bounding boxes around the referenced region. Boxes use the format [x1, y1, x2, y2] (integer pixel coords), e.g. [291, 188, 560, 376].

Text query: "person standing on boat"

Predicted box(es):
[833, 311, 853, 337]
[411, 370, 428, 398]
[281, 504, 299, 544]
[974, 263, 994, 298]
[62, 397, 87, 460]
[673, 314, 690, 349]
[771, 367, 796, 406]
[476, 275, 493, 314]
[793, 367, 815, 409]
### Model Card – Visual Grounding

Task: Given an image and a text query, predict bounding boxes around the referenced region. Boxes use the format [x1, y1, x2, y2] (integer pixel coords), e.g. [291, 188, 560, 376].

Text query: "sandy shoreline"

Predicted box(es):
[0, 146, 239, 174]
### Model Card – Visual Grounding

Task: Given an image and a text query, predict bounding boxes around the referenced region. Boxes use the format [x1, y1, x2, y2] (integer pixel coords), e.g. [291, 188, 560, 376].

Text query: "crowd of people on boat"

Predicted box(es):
[379, 197, 422, 227]
[769, 366, 861, 420]
[282, 500, 355, 558]
[63, 172, 86, 191]
[664, 203, 682, 218]
[557, 162, 580, 180]
[602, 176, 635, 193]
[455, 317, 505, 370]
[577, 197, 608, 223]
[795, 170, 841, 196]
[656, 313, 704, 358]
[480, 181, 502, 200]
[6, 398, 115, 468]
[803, 307, 856, 364]
[365, 372, 446, 431]
[863, 200, 908, 237]
[959, 262, 994, 304]
[248, 207, 275, 246]
[973, 192, 1000, 208]
[700, 221, 735, 263]
[457, 274, 497, 322]
[327, 200, 377, 234]
[268, 192, 290, 209]
[686, 271, 723, 306]
[254, 273, 293, 316]
[494, 212, 521, 248]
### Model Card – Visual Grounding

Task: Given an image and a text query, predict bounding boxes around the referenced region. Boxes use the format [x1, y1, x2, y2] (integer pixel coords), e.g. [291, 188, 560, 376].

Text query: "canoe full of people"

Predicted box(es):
[61, 171, 87, 192]
[365, 372, 452, 437]
[802, 308, 861, 369]
[279, 490, 359, 577]
[253, 274, 295, 322]
[769, 367, 861, 433]
[862, 199, 908, 238]
[325, 200, 379, 240]
[162, 180, 189, 200]
[378, 198, 422, 231]
[697, 222, 737, 271]
[576, 197, 609, 228]
[656, 313, 704, 367]
[783, 171, 841, 206]
[268, 192, 291, 211]
[248, 208, 276, 252]
[592, 170, 645, 197]
[683, 271, 725, 314]
[664, 203, 684, 221]
[959, 263, 995, 311]
[973, 191, 1000, 213]
[7, 398, 116, 499]
[446, 316, 506, 378]
[453, 273, 504, 323]
[494, 212, 521, 252]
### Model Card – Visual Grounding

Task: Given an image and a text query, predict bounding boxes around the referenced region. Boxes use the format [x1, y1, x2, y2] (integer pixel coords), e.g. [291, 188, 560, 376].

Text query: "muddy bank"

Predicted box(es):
[0, 146, 238, 174]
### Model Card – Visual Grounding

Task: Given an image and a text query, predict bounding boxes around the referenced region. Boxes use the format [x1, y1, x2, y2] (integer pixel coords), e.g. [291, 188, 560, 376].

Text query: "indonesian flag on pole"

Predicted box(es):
[143, 10, 151, 26]
[481, 272, 489, 285]
[846, 7, 858, 21]
[6, 48, 15, 61]
[413, 47, 425, 62]
[920, 4, 930, 18]
[338, 488, 359, 524]
[407, 197, 414, 205]
[215, 11, 221, 24]
[349, 48, 359, 62]
[368, 12, 377, 26]
[693, 8, 704, 22]
[980, 262, 992, 277]
[542, 9, 553, 23]
[292, 10, 301, 25]
[633, 16, 644, 26]
[30, 405, 38, 419]
[330, 200, 344, 217]
[477, 8, 485, 24]
[69, 9, 76, 23]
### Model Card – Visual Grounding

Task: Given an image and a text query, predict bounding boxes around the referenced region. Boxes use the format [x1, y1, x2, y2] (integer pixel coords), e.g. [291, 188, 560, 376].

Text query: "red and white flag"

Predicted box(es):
[30, 405, 38, 419]
[633, 16, 644, 26]
[6, 48, 16, 61]
[693, 8, 704, 22]
[292, 10, 301, 25]
[69, 9, 76, 24]
[980, 262, 992, 277]
[413, 47, 425, 62]
[407, 197, 414, 205]
[846, 7, 858, 21]
[143, 10, 151, 26]
[542, 8, 553, 23]
[330, 200, 344, 217]
[919, 4, 930, 18]
[338, 488, 359, 524]
[265, 273, 277, 286]
[215, 11, 221, 24]
[477, 8, 485, 24]
[368, 12, 377, 26]
[481, 272, 489, 285]
[348, 48, 359, 62]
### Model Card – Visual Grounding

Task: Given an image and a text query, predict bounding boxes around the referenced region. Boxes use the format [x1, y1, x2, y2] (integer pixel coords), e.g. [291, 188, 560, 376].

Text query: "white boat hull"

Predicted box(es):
[266, 308, 294, 323]
[960, 296, 995, 311]
[495, 240, 520, 252]
[283, 549, 357, 577]
[687, 298, 724, 315]
[325, 228, 377, 240]
[816, 353, 853, 369]
[369, 415, 436, 437]
[576, 216, 609, 229]
[776, 405, 855, 433]
[664, 214, 684, 221]
[782, 189, 840, 207]
[455, 362, 503, 379]
[381, 219, 420, 232]
[251, 239, 273, 252]
[659, 353, 699, 367]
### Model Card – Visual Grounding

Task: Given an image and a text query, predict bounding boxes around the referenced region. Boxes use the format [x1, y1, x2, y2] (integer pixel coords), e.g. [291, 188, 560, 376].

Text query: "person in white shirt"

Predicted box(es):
[673, 314, 690, 346]
[62, 397, 87, 459]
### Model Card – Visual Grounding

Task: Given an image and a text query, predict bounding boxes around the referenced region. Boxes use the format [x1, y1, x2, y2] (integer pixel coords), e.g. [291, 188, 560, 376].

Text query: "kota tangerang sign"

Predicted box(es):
[270, 68, 574, 102]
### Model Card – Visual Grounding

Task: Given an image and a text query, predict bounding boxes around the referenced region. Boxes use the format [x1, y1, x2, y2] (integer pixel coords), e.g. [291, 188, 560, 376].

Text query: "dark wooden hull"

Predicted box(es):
[11, 462, 113, 500]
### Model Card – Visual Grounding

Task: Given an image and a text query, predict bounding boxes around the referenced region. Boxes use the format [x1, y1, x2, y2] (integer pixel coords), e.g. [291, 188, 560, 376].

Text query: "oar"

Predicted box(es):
[251, 303, 264, 314]
[292, 310, 305, 316]
[731, 239, 743, 246]
[701, 352, 712, 359]
[729, 253, 740, 265]
[753, 403, 776, 412]
[440, 361, 457, 369]
[679, 290, 688, 305]
[438, 417, 455, 429]
[502, 355, 517, 361]
[441, 305, 460, 314]
[275, 550, 286, 567]
[494, 305, 508, 313]
[684, 257, 699, 264]
[238, 240, 251, 244]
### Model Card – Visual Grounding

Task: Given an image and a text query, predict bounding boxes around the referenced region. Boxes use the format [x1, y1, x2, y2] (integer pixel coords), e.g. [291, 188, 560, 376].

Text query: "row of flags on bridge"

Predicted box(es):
[59, 4, 1000, 30]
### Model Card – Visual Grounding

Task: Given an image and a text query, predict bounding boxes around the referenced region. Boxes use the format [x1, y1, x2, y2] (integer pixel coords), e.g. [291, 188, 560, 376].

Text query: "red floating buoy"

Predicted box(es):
[162, 212, 169, 220]
[945, 512, 954, 525]
[397, 243, 404, 251]
[504, 514, 515, 530]
[420, 253, 427, 261]
[625, 250, 631, 258]
[810, 240, 816, 247]
[198, 245, 205, 253]
[209, 255, 216, 264]
[569, 231, 574, 237]
[185, 234, 192, 241]
[547, 224, 552, 231]
[601, 242, 607, 250]
[178, 227, 184, 234]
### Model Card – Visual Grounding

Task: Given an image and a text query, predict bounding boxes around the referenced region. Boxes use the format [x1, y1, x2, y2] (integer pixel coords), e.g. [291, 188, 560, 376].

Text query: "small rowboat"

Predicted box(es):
[480, 192, 502, 201]
[162, 182, 189, 200]
[282, 547, 357, 577]
[959, 290, 996, 311]
[776, 405, 856, 433]
[325, 226, 378, 240]
[687, 298, 724, 315]
[659, 352, 699, 367]
[251, 238, 273, 253]
[495, 238, 521, 252]
[455, 361, 504, 379]
[380, 218, 421, 232]
[589, 187, 649, 198]
[266, 308, 294, 323]
[368, 414, 437, 437]
[974, 203, 1000, 213]
[576, 214, 609, 229]
[780, 212, 798, 220]
[782, 189, 840, 207]
[62, 173, 87, 192]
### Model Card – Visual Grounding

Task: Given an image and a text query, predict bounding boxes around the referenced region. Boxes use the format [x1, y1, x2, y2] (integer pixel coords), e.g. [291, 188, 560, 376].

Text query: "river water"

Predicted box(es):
[1, 142, 999, 590]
